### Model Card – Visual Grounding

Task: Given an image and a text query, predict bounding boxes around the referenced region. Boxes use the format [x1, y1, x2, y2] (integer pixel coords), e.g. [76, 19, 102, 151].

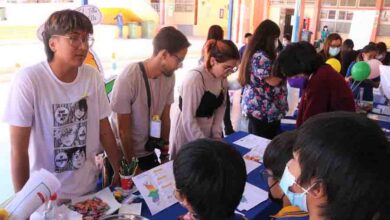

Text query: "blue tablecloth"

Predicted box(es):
[140, 131, 279, 220]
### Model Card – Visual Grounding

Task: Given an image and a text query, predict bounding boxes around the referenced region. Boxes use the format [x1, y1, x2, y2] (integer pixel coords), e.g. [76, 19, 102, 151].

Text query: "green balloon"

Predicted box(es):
[351, 61, 370, 81]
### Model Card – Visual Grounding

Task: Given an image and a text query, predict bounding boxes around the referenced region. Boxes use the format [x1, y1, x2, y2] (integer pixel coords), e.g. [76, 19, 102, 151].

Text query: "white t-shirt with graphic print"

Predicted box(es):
[3, 61, 110, 199]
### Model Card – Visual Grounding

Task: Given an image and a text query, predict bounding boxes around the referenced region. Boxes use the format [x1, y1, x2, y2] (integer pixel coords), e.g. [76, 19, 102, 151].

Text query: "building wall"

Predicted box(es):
[193, 0, 229, 37]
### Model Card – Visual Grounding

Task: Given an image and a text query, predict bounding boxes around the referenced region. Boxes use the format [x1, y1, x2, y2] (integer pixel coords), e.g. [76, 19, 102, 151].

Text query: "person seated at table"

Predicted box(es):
[273, 41, 355, 127]
[169, 40, 240, 159]
[263, 131, 308, 220]
[280, 111, 390, 220]
[173, 139, 247, 220]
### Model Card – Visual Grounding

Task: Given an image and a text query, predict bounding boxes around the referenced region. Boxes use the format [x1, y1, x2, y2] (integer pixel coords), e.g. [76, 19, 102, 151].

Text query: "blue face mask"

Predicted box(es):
[279, 163, 316, 212]
[329, 47, 340, 57]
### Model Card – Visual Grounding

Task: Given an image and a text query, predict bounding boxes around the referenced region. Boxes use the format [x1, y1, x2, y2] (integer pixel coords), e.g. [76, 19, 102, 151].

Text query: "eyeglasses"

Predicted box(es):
[224, 66, 238, 74]
[260, 169, 280, 181]
[171, 54, 185, 66]
[52, 34, 94, 48]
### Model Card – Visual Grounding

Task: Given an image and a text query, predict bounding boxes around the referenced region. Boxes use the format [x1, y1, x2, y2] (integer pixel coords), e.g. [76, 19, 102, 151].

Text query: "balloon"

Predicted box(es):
[326, 58, 341, 73]
[351, 61, 370, 81]
[367, 59, 382, 79]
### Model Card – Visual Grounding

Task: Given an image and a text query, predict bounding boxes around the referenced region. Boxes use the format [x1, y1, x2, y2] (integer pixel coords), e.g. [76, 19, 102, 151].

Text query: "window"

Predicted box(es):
[340, 0, 356, 6]
[359, 0, 376, 7]
[321, 0, 337, 7]
[328, 10, 336, 19]
[174, 0, 194, 12]
[338, 11, 354, 20]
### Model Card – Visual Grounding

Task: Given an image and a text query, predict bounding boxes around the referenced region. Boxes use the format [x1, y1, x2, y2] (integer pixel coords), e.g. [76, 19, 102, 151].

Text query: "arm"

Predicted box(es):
[265, 76, 283, 87]
[99, 118, 120, 177]
[117, 113, 134, 162]
[212, 86, 228, 139]
[160, 104, 171, 160]
[10, 126, 31, 192]
[181, 73, 206, 140]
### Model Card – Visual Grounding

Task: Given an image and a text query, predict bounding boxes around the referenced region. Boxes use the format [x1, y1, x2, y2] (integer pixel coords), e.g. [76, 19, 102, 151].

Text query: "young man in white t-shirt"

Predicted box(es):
[110, 27, 190, 171]
[3, 9, 121, 199]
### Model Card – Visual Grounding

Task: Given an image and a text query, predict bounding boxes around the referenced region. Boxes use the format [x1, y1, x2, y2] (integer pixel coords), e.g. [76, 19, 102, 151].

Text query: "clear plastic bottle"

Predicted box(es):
[43, 193, 57, 220]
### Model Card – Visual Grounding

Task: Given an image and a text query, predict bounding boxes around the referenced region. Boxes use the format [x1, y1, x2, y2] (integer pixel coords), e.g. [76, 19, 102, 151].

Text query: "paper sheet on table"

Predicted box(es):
[237, 182, 268, 211]
[243, 144, 267, 163]
[71, 187, 121, 216]
[132, 161, 177, 215]
[244, 158, 261, 174]
[380, 65, 390, 99]
[30, 204, 82, 220]
[5, 169, 61, 220]
[233, 134, 271, 149]
[119, 203, 142, 215]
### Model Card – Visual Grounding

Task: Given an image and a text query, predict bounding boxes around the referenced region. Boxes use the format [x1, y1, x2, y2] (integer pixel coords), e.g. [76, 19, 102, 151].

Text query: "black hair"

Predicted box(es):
[273, 41, 324, 78]
[152, 26, 191, 55]
[244, 32, 252, 38]
[207, 25, 224, 40]
[377, 42, 387, 54]
[283, 33, 291, 42]
[342, 39, 354, 50]
[356, 44, 377, 61]
[238, 19, 280, 86]
[43, 9, 93, 62]
[294, 111, 390, 220]
[173, 139, 246, 220]
[263, 130, 296, 179]
[203, 39, 240, 70]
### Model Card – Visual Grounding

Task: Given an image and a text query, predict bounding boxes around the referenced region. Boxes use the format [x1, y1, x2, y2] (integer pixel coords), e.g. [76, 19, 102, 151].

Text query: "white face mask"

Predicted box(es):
[279, 162, 317, 212]
[329, 47, 340, 57]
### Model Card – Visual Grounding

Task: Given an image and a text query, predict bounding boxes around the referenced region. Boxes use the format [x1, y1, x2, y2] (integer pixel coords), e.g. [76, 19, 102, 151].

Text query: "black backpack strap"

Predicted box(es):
[138, 62, 151, 114]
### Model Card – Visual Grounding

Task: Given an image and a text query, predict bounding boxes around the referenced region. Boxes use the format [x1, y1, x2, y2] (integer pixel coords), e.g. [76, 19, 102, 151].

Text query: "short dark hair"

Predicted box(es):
[343, 39, 354, 49]
[357, 44, 377, 61]
[273, 41, 324, 78]
[152, 26, 191, 55]
[43, 9, 93, 62]
[207, 25, 224, 40]
[263, 130, 296, 179]
[377, 42, 387, 54]
[238, 19, 280, 86]
[203, 39, 240, 70]
[173, 139, 246, 220]
[295, 111, 390, 220]
[244, 32, 252, 38]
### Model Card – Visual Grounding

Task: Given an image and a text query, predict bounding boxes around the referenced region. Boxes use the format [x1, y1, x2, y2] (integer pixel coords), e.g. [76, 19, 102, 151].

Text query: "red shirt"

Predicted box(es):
[297, 64, 355, 127]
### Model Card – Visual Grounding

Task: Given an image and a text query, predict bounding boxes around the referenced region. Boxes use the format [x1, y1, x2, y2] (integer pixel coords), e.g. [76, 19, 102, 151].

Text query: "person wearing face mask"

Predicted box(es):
[320, 25, 329, 43]
[280, 111, 390, 220]
[318, 33, 343, 71]
[173, 139, 247, 220]
[239, 20, 288, 139]
[376, 42, 390, 65]
[345, 44, 380, 102]
[273, 42, 355, 127]
[263, 130, 309, 220]
[169, 39, 240, 159]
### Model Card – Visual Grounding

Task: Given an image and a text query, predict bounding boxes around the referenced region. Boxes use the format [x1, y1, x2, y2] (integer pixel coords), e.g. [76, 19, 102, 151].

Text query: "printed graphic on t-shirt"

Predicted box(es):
[53, 99, 88, 173]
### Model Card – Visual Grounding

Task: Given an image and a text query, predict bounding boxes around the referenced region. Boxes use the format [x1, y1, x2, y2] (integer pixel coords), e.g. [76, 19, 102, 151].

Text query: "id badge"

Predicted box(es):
[150, 115, 161, 138]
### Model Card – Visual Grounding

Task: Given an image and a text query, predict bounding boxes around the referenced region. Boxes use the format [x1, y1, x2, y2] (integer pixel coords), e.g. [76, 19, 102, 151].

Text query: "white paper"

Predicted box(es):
[71, 187, 121, 216]
[244, 158, 261, 175]
[233, 134, 271, 149]
[380, 65, 390, 99]
[118, 203, 142, 215]
[237, 182, 268, 211]
[6, 169, 61, 220]
[243, 144, 267, 163]
[30, 204, 82, 220]
[132, 161, 177, 215]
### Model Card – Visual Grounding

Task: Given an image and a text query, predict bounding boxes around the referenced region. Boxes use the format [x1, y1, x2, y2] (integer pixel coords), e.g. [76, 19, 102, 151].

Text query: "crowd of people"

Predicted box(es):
[3, 9, 390, 220]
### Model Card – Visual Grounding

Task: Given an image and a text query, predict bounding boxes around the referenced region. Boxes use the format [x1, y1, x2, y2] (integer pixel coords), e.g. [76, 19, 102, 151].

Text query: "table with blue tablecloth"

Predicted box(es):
[139, 131, 279, 220]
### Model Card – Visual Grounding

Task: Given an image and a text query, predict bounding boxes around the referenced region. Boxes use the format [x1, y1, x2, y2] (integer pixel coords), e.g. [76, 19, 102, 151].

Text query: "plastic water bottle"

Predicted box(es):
[44, 193, 57, 220]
